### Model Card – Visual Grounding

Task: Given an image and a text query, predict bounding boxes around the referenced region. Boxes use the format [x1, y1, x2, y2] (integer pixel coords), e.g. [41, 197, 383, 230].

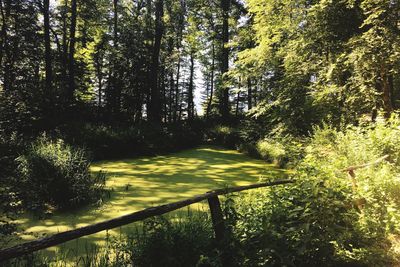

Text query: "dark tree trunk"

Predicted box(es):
[68, 0, 77, 102]
[188, 51, 195, 121]
[174, 54, 181, 122]
[148, 0, 164, 123]
[0, 0, 7, 73]
[161, 64, 167, 122]
[0, 0, 11, 91]
[236, 86, 240, 117]
[247, 78, 252, 110]
[43, 0, 53, 97]
[206, 42, 215, 119]
[61, 0, 68, 92]
[219, 0, 230, 119]
[94, 51, 104, 108]
[169, 70, 174, 122]
[112, 0, 121, 115]
[379, 65, 393, 119]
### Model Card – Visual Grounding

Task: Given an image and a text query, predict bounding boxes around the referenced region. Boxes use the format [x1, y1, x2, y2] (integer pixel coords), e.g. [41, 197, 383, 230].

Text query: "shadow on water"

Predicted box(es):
[9, 146, 287, 260]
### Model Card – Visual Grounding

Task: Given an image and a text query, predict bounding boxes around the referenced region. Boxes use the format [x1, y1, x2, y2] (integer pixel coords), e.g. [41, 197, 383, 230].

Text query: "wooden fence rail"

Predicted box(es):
[0, 180, 294, 262]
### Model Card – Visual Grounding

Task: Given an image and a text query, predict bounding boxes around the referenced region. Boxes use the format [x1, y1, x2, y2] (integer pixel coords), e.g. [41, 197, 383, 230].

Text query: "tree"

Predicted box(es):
[68, 0, 77, 103]
[43, 0, 53, 98]
[148, 0, 164, 123]
[218, 0, 230, 119]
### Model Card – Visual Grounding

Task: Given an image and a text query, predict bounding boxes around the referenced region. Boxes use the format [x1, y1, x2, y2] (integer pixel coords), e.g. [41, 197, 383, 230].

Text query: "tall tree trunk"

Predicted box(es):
[0, 0, 11, 91]
[95, 52, 103, 108]
[161, 64, 167, 122]
[169, 70, 174, 122]
[0, 0, 7, 73]
[380, 65, 393, 118]
[188, 51, 195, 121]
[206, 42, 215, 119]
[43, 0, 53, 97]
[247, 78, 252, 110]
[174, 54, 181, 122]
[61, 0, 68, 93]
[68, 0, 77, 102]
[219, 0, 230, 119]
[112, 0, 121, 115]
[148, 0, 164, 123]
[236, 90, 240, 116]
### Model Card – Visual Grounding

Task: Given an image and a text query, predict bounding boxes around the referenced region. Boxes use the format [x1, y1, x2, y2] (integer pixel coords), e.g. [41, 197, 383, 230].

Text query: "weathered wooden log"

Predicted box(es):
[342, 155, 389, 212]
[342, 154, 389, 172]
[0, 179, 294, 262]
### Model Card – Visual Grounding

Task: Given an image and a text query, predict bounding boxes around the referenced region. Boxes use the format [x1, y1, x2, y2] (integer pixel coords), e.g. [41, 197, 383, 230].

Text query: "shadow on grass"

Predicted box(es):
[9, 146, 287, 261]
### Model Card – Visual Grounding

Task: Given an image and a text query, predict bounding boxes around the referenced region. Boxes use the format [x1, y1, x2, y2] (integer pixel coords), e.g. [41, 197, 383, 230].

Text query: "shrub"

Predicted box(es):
[207, 124, 241, 148]
[16, 136, 106, 212]
[126, 215, 215, 267]
[67, 122, 204, 160]
[256, 139, 286, 165]
[255, 137, 304, 168]
[0, 134, 23, 245]
[230, 117, 400, 266]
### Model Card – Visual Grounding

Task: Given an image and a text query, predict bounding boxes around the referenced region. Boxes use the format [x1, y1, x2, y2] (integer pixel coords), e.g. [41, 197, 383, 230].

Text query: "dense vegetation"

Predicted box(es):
[1, 0, 400, 266]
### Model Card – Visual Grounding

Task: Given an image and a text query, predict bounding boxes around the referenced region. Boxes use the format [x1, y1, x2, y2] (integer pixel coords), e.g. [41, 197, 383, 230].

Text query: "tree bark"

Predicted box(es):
[61, 0, 68, 93]
[247, 78, 252, 110]
[174, 53, 181, 122]
[206, 42, 215, 119]
[236, 90, 240, 116]
[0, 0, 7, 72]
[112, 0, 121, 115]
[148, 0, 164, 123]
[379, 65, 393, 119]
[43, 0, 53, 97]
[188, 51, 195, 121]
[68, 0, 77, 102]
[0, 0, 11, 91]
[219, 0, 230, 118]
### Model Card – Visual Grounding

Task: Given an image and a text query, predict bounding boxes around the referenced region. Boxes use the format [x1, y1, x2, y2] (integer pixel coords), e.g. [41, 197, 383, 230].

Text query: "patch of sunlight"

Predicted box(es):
[11, 145, 287, 261]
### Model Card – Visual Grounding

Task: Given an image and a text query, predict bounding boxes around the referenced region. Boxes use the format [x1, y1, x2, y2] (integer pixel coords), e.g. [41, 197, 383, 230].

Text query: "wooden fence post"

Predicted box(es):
[208, 195, 225, 242]
[207, 194, 231, 267]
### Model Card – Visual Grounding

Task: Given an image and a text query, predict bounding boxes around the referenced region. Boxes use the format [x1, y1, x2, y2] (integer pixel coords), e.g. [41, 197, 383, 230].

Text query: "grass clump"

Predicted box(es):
[256, 139, 286, 166]
[16, 135, 106, 212]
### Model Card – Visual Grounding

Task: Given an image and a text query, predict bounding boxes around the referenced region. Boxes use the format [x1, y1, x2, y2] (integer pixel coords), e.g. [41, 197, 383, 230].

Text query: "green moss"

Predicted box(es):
[11, 146, 286, 261]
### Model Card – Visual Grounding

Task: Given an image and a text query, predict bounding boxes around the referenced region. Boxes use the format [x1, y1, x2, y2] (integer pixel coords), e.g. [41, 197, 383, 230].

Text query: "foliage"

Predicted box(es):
[125, 215, 215, 267]
[67, 121, 204, 160]
[3, 214, 216, 267]
[206, 124, 241, 149]
[232, 0, 400, 133]
[256, 139, 286, 166]
[0, 134, 24, 246]
[16, 136, 106, 212]
[230, 117, 400, 266]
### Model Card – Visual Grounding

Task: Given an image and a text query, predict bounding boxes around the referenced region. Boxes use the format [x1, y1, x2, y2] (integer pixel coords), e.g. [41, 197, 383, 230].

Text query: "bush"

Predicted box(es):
[254, 137, 304, 168]
[206, 124, 241, 148]
[0, 134, 23, 245]
[67, 122, 204, 160]
[16, 136, 106, 212]
[230, 117, 400, 266]
[126, 215, 216, 267]
[256, 139, 286, 165]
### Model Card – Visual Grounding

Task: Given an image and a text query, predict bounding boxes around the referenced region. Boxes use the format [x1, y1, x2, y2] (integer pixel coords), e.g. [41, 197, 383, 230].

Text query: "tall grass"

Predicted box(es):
[16, 135, 106, 213]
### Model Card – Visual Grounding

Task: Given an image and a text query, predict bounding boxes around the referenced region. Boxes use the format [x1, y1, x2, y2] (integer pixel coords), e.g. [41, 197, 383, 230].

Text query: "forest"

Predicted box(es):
[1, 0, 400, 266]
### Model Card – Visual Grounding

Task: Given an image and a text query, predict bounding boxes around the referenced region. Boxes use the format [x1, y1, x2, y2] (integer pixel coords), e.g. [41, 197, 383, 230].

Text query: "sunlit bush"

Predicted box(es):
[16, 136, 106, 212]
[231, 116, 400, 266]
